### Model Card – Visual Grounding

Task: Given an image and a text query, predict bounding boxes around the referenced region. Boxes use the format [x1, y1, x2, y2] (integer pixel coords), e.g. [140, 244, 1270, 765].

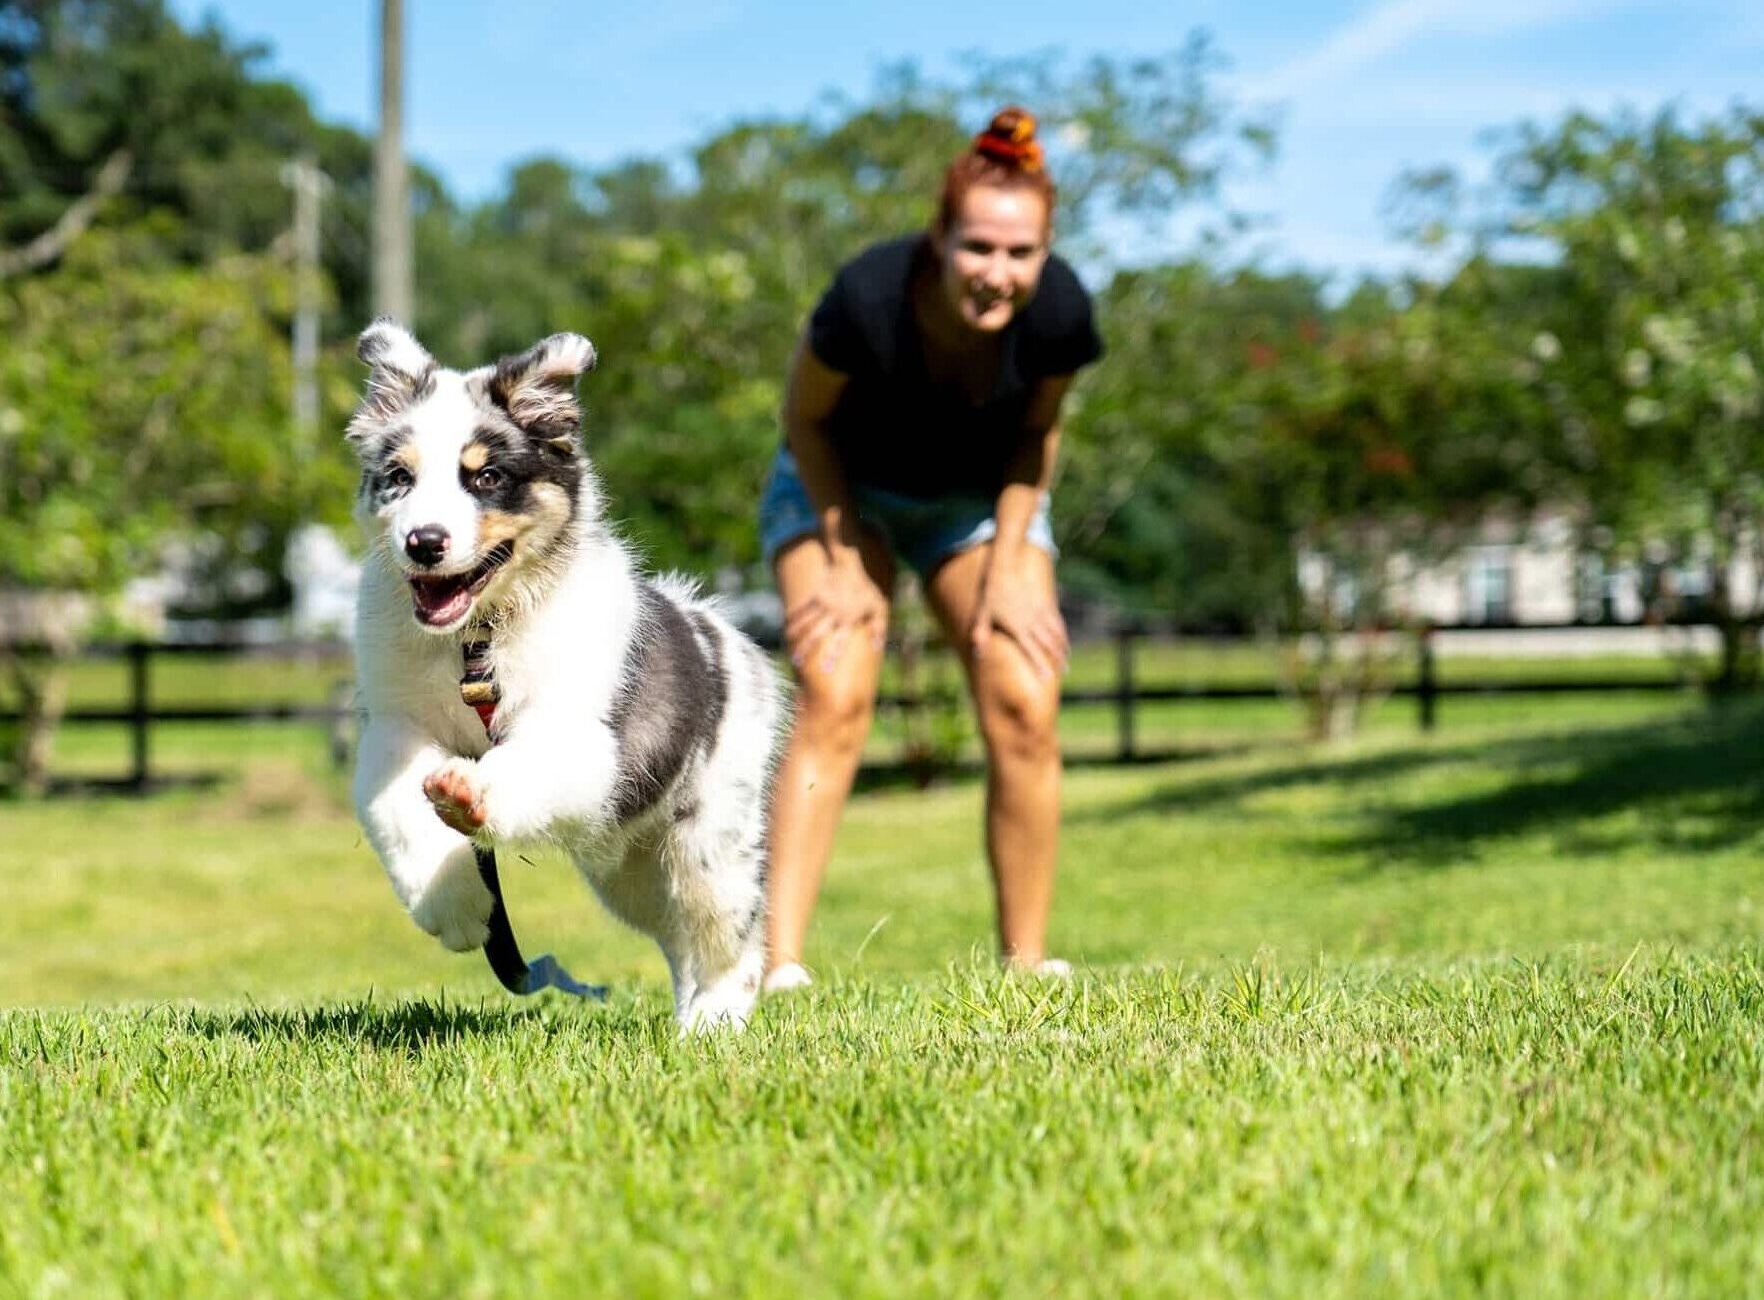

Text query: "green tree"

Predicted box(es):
[1069, 252, 1550, 735]
[0, 0, 375, 788]
[0, 225, 361, 791]
[1058, 262, 1329, 624]
[1415, 107, 1764, 685]
[0, 0, 412, 318]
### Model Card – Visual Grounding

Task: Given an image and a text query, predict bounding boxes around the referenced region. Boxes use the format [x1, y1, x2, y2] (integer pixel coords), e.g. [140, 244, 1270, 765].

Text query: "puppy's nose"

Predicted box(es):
[404, 525, 450, 567]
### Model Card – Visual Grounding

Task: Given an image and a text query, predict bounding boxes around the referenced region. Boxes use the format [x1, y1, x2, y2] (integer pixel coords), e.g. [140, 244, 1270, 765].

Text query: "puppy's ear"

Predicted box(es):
[357, 317, 434, 379]
[488, 333, 597, 450]
[349, 318, 435, 440]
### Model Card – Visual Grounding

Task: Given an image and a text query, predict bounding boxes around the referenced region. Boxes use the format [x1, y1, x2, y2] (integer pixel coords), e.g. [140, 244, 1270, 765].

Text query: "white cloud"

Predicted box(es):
[1283, 75, 1735, 132]
[1217, 0, 1746, 275]
[1242, 0, 1645, 100]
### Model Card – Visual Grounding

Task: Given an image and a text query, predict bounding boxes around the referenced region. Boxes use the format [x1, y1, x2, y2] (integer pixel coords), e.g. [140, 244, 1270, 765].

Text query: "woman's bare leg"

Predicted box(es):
[924, 543, 1064, 966]
[765, 533, 895, 975]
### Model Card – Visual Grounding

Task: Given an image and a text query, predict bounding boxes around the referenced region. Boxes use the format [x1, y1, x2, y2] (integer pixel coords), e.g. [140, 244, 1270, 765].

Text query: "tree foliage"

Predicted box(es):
[1409, 107, 1764, 684]
[0, 225, 323, 592]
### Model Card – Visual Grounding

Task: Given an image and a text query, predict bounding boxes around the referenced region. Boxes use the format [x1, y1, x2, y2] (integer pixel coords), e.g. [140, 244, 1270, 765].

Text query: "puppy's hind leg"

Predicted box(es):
[675, 651, 783, 1034]
[666, 806, 768, 1035]
[681, 932, 765, 1035]
[589, 840, 702, 1021]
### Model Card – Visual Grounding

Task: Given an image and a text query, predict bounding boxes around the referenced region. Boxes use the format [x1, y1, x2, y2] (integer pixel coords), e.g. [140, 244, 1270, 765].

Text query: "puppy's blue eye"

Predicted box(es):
[386, 466, 414, 490]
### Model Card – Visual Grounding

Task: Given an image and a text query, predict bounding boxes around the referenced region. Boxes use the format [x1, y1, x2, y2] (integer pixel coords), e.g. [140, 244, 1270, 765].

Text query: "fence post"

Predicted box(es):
[1417, 625, 1437, 733]
[1115, 626, 1137, 762]
[128, 641, 151, 790]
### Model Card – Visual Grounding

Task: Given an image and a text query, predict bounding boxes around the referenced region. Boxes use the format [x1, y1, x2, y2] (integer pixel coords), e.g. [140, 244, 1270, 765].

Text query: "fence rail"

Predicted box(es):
[0, 626, 1711, 789]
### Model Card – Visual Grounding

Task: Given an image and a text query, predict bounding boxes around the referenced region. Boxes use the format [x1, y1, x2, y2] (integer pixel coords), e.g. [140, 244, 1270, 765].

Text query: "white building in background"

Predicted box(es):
[285, 524, 360, 639]
[1300, 511, 1757, 630]
[1395, 515, 1647, 626]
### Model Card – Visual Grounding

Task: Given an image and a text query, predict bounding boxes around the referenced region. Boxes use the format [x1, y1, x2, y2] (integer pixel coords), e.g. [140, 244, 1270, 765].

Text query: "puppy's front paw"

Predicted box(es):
[410, 858, 494, 952]
[423, 758, 487, 836]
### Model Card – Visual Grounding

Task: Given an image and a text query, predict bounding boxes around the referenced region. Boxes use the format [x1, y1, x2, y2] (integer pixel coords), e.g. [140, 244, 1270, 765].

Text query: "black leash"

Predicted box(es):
[462, 638, 603, 1000]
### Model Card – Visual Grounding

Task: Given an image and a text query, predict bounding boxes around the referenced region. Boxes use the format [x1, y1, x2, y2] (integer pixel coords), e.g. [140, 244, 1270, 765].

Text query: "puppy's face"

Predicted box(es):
[347, 321, 598, 633]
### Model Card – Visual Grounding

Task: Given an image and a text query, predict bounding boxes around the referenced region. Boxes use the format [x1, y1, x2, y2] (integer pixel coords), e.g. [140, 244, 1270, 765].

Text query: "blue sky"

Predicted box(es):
[171, 0, 1762, 283]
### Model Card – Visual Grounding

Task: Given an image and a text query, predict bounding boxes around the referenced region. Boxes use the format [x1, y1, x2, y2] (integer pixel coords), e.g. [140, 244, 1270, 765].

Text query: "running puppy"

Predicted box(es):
[347, 320, 784, 1031]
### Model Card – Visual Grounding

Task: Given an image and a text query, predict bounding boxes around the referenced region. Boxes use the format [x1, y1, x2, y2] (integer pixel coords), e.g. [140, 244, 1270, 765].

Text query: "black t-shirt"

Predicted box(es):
[805, 235, 1103, 498]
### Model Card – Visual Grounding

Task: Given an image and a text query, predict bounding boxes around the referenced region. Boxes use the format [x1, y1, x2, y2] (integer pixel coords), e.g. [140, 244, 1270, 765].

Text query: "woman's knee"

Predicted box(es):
[974, 670, 1061, 765]
[792, 669, 879, 755]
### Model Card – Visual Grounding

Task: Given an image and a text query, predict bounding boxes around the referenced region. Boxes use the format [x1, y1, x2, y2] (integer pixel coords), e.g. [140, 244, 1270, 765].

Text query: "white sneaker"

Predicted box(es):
[762, 962, 814, 994]
[1005, 956, 1073, 979]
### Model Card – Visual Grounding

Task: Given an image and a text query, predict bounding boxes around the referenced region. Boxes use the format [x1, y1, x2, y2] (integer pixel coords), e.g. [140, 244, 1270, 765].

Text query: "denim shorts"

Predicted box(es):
[758, 447, 1057, 578]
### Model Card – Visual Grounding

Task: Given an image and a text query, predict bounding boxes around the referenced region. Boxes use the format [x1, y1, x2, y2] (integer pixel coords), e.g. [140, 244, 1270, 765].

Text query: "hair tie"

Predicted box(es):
[974, 111, 1045, 174]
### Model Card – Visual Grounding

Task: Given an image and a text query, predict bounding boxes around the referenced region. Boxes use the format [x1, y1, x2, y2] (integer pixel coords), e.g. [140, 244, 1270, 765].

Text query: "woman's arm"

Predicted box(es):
[991, 375, 1071, 562]
[779, 334, 889, 665]
[781, 334, 860, 553]
[973, 375, 1076, 678]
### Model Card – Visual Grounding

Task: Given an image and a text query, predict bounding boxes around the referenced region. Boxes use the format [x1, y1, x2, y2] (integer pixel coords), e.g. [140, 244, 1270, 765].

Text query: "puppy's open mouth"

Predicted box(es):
[408, 541, 514, 627]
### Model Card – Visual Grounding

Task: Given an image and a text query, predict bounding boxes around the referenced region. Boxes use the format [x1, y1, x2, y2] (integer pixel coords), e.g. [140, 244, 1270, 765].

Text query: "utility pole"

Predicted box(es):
[373, 0, 412, 323]
[283, 154, 328, 443]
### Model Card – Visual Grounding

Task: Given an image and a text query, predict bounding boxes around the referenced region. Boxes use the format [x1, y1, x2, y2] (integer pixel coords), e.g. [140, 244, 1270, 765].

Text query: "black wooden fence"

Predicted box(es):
[0, 640, 355, 789]
[0, 624, 1706, 790]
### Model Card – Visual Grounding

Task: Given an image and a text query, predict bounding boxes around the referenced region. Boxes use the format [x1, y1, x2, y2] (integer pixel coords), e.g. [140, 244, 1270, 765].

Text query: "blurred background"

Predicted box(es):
[3, 0, 1764, 791]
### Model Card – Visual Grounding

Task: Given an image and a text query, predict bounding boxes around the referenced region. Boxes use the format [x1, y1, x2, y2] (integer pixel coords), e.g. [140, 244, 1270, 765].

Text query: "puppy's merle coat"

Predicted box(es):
[348, 320, 784, 1030]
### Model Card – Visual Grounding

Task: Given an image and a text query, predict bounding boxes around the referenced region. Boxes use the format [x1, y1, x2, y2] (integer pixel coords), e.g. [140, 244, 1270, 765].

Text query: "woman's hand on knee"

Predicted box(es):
[784, 552, 887, 673]
[972, 555, 1068, 680]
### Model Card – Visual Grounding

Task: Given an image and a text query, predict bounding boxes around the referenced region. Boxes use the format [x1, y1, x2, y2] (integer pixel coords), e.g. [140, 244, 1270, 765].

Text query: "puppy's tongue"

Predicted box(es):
[410, 576, 474, 627]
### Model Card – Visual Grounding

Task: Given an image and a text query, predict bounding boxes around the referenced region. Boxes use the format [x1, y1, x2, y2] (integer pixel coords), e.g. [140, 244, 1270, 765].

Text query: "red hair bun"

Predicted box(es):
[936, 105, 1057, 231]
[973, 107, 1045, 174]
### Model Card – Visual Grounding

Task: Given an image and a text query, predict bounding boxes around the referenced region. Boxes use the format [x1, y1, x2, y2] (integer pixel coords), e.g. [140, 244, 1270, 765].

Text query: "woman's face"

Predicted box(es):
[934, 185, 1051, 333]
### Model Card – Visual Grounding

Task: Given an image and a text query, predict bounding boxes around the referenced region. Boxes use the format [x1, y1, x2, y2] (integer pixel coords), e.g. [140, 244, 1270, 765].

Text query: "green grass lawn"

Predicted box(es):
[3, 695, 1762, 1297]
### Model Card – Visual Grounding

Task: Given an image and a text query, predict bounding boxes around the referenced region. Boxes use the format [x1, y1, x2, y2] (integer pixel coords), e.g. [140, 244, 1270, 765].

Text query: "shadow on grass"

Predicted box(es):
[189, 997, 660, 1052]
[1079, 697, 1764, 867]
[852, 744, 1246, 794]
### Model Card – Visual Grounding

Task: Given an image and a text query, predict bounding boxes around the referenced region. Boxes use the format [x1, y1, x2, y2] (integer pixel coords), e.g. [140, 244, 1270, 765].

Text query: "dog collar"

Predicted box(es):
[460, 639, 500, 738]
